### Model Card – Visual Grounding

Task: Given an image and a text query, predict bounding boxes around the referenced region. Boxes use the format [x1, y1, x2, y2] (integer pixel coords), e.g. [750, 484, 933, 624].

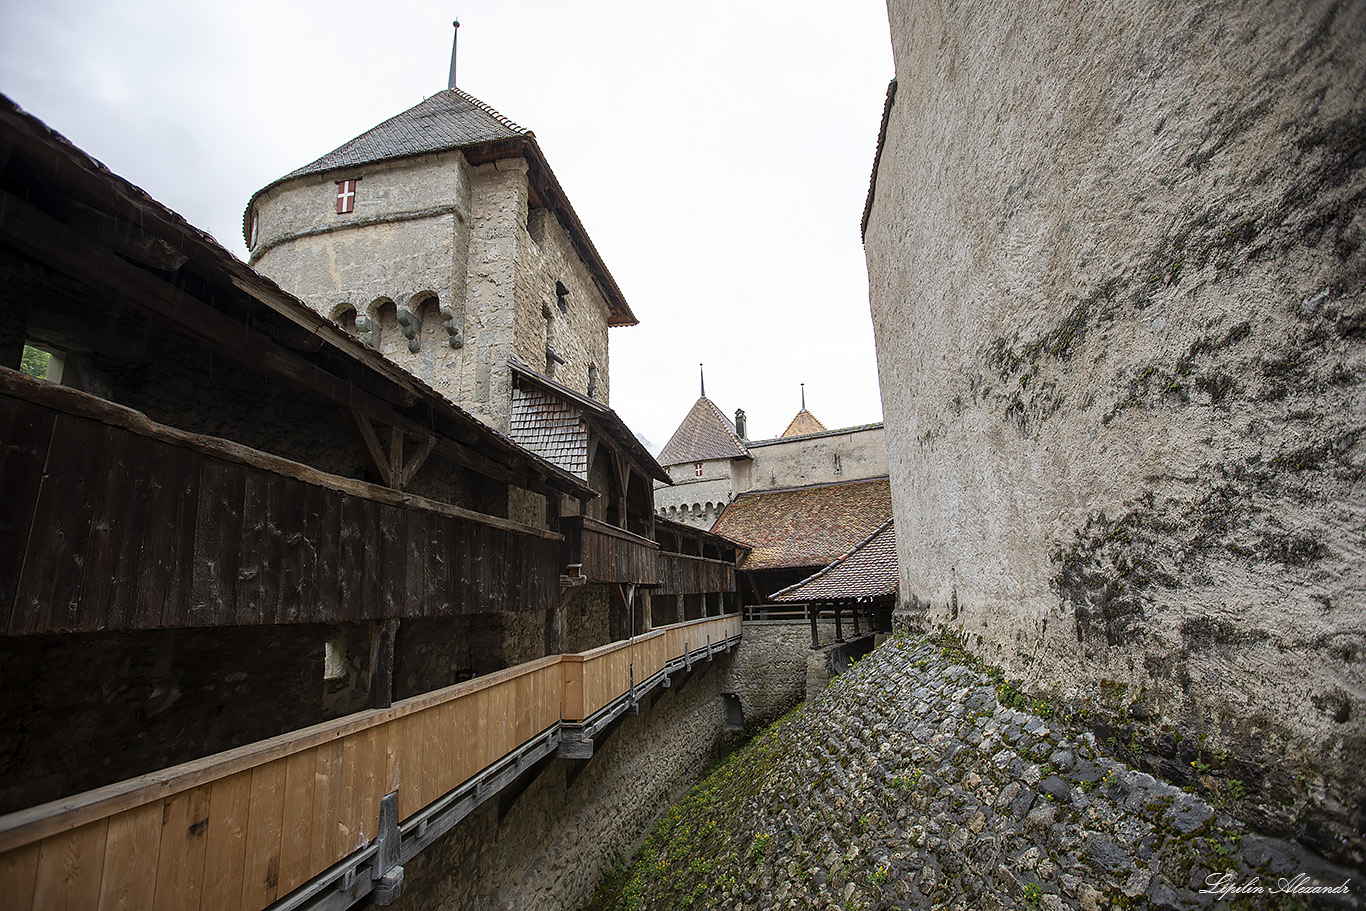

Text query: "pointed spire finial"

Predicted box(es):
[801, 383, 806, 410]
[448, 18, 460, 89]
[700, 363, 705, 398]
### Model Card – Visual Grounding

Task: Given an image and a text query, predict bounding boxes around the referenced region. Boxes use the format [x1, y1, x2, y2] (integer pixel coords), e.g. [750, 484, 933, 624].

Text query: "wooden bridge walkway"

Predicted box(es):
[0, 614, 741, 911]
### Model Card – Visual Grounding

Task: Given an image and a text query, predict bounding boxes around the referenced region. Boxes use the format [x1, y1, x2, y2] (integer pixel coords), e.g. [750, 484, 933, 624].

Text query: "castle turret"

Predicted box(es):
[244, 88, 635, 432]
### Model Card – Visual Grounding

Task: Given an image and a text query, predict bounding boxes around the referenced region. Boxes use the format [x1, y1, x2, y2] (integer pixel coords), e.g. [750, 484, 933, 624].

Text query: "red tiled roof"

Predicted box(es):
[781, 409, 827, 437]
[771, 518, 898, 602]
[711, 478, 893, 571]
[657, 397, 750, 466]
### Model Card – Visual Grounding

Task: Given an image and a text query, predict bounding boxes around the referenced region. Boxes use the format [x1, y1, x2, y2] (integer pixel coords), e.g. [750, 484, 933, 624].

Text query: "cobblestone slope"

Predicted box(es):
[588, 634, 1361, 910]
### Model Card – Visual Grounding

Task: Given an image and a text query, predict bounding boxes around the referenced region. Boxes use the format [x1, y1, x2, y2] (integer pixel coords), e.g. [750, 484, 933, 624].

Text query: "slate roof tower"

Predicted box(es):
[245, 87, 634, 434]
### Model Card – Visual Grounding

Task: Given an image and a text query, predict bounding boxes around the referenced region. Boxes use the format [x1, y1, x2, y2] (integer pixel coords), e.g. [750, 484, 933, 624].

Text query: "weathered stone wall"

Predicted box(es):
[722, 619, 839, 732]
[804, 633, 878, 697]
[865, 0, 1365, 861]
[561, 585, 615, 654]
[250, 153, 474, 406]
[395, 654, 736, 911]
[655, 457, 734, 527]
[514, 202, 613, 403]
[739, 424, 888, 492]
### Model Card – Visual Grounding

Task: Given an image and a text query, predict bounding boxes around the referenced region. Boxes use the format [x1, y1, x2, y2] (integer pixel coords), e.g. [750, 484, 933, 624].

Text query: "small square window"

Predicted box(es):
[694, 462, 703, 477]
[336, 178, 358, 214]
[324, 639, 347, 680]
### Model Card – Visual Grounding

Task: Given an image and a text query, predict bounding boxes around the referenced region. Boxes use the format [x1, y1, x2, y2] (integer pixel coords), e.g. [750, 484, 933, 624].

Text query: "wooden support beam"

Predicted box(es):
[348, 410, 437, 492]
[398, 434, 436, 489]
[369, 620, 399, 710]
[809, 604, 819, 649]
[351, 410, 393, 487]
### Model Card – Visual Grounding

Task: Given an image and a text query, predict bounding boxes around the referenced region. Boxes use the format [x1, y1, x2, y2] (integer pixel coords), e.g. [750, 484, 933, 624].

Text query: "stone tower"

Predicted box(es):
[864, 0, 1364, 862]
[244, 88, 635, 432]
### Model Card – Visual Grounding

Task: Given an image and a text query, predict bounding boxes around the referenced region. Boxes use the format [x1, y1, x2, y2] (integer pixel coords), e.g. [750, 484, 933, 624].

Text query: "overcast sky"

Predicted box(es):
[0, 0, 894, 449]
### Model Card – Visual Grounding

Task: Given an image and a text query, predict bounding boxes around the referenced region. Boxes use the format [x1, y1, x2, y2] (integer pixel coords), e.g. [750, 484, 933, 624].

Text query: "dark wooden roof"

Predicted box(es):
[711, 478, 894, 571]
[771, 518, 898, 602]
[657, 397, 751, 467]
[0, 92, 594, 502]
[246, 88, 637, 328]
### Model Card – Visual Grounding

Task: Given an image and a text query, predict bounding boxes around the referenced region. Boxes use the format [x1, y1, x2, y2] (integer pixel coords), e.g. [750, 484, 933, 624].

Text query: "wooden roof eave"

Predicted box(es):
[0, 99, 595, 503]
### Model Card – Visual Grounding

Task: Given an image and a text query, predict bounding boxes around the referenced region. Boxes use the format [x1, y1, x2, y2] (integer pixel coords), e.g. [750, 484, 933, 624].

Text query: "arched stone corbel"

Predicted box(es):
[355, 314, 380, 350]
[439, 302, 463, 348]
[396, 307, 422, 353]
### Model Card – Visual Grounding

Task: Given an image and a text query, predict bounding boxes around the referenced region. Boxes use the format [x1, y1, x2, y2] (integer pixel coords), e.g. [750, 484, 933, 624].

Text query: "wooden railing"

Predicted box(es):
[0, 614, 741, 911]
[0, 373, 563, 634]
[655, 552, 736, 596]
[561, 515, 658, 585]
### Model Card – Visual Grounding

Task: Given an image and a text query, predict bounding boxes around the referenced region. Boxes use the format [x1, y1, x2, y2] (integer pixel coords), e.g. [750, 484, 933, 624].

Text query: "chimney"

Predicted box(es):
[734, 409, 747, 440]
[447, 19, 460, 89]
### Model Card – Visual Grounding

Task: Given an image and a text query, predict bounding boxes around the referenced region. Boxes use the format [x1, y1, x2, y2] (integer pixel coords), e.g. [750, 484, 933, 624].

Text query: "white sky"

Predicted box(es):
[0, 0, 894, 450]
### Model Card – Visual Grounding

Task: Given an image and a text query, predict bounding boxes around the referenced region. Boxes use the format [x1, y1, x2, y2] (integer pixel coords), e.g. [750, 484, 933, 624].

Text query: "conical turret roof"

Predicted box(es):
[657, 397, 751, 467]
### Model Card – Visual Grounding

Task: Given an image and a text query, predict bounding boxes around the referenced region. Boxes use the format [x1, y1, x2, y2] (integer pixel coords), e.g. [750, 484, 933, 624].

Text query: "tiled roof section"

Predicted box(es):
[781, 409, 827, 438]
[280, 88, 528, 182]
[711, 478, 893, 571]
[510, 383, 588, 479]
[771, 518, 898, 602]
[508, 358, 670, 483]
[657, 397, 751, 467]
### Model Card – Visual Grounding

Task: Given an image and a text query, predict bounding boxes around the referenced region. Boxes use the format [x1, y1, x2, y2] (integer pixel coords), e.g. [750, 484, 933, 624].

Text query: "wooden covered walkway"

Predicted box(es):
[0, 614, 741, 911]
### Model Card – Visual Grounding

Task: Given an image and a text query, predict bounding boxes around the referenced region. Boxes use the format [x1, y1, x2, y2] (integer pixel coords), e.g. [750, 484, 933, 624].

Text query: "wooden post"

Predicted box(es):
[544, 605, 563, 655]
[809, 603, 819, 648]
[834, 606, 843, 642]
[852, 606, 861, 636]
[369, 619, 399, 709]
[546, 491, 562, 533]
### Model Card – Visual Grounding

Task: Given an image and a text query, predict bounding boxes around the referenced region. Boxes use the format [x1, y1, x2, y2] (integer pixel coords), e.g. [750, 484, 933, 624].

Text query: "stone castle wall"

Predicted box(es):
[654, 425, 889, 528]
[249, 151, 614, 436]
[514, 201, 612, 404]
[721, 619, 840, 731]
[249, 153, 474, 407]
[865, 0, 1364, 861]
[739, 424, 888, 492]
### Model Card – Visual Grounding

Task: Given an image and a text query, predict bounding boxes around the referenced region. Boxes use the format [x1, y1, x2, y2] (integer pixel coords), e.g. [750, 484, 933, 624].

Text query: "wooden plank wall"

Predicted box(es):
[655, 553, 737, 596]
[569, 516, 659, 585]
[0, 615, 741, 911]
[0, 391, 562, 635]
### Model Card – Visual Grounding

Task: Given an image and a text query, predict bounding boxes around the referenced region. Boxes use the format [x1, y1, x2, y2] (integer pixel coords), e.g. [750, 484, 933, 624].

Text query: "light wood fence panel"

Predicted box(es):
[0, 619, 739, 911]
